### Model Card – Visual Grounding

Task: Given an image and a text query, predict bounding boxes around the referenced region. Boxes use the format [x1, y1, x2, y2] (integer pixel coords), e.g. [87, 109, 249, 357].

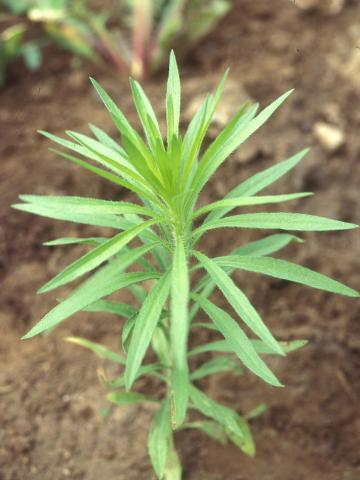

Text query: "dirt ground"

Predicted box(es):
[1, 1, 360, 479]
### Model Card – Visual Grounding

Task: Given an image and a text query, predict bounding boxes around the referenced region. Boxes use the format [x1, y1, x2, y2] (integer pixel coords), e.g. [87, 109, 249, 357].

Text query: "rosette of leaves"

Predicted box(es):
[14, 52, 358, 479]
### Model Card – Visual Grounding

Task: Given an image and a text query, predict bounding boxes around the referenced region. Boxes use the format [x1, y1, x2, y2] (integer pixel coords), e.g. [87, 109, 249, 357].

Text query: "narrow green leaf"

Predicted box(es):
[19, 194, 156, 218]
[89, 123, 126, 156]
[190, 356, 242, 380]
[44, 237, 105, 246]
[148, 400, 171, 480]
[130, 78, 163, 152]
[193, 193, 313, 218]
[192, 295, 282, 387]
[189, 339, 308, 356]
[190, 234, 302, 321]
[170, 237, 190, 429]
[205, 148, 310, 223]
[125, 272, 171, 390]
[193, 251, 284, 356]
[194, 213, 358, 239]
[192, 90, 294, 199]
[83, 299, 136, 318]
[166, 50, 181, 142]
[12, 203, 127, 230]
[65, 336, 125, 364]
[122, 313, 137, 354]
[39, 219, 156, 293]
[189, 385, 255, 456]
[22, 270, 158, 339]
[107, 391, 152, 406]
[90, 77, 140, 147]
[214, 255, 359, 297]
[184, 421, 227, 445]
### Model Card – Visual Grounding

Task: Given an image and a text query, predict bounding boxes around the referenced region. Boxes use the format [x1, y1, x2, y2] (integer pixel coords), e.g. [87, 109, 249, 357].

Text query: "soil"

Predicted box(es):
[1, 0, 360, 479]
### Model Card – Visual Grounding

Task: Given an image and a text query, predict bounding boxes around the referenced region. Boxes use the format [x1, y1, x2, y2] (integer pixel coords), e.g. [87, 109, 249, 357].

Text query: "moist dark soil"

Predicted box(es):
[1, 1, 360, 479]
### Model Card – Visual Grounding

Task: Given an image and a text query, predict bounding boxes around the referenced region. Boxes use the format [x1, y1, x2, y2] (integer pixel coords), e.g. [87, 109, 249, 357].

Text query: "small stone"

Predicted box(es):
[313, 122, 345, 152]
[295, 0, 345, 15]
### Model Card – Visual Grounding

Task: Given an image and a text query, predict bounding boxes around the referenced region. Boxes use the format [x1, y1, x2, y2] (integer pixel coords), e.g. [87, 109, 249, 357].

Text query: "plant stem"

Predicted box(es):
[164, 429, 182, 480]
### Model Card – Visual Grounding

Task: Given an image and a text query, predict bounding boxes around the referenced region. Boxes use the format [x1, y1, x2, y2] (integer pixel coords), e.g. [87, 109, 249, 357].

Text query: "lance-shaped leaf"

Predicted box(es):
[190, 234, 302, 321]
[214, 255, 359, 297]
[89, 123, 126, 156]
[189, 339, 308, 357]
[192, 295, 282, 387]
[148, 400, 171, 480]
[193, 251, 284, 356]
[190, 356, 242, 380]
[166, 50, 181, 142]
[191, 90, 294, 199]
[194, 212, 357, 239]
[125, 272, 171, 390]
[107, 391, 154, 406]
[22, 271, 158, 340]
[83, 299, 137, 319]
[65, 337, 125, 364]
[170, 237, 190, 429]
[22, 243, 160, 339]
[130, 78, 163, 153]
[184, 421, 227, 445]
[39, 219, 157, 293]
[12, 202, 128, 230]
[19, 195, 156, 218]
[206, 148, 310, 222]
[193, 192, 312, 218]
[44, 237, 106, 246]
[189, 385, 255, 456]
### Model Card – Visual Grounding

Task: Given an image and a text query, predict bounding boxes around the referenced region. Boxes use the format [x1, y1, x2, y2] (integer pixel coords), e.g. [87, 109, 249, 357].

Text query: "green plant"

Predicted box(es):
[1, 0, 231, 79]
[0, 23, 42, 85]
[14, 53, 358, 479]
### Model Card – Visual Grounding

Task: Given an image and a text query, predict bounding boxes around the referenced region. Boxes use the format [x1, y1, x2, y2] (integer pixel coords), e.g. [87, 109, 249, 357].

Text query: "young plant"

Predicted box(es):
[14, 53, 358, 479]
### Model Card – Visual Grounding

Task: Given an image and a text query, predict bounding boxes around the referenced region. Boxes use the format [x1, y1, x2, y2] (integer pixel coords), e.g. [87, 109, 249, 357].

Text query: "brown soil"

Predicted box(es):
[1, 1, 360, 479]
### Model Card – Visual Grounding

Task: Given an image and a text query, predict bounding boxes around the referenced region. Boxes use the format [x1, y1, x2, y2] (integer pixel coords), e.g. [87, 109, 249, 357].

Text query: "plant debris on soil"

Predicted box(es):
[1, 1, 360, 479]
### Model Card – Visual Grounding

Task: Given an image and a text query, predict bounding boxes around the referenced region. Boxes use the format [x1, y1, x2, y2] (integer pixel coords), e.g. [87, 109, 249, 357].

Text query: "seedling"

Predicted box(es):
[14, 53, 358, 479]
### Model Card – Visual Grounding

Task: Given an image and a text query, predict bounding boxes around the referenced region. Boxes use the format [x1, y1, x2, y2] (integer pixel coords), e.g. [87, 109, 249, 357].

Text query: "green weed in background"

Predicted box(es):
[14, 53, 358, 479]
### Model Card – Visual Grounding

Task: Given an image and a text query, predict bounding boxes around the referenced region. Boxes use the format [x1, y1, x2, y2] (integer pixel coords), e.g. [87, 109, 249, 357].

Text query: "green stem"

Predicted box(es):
[164, 430, 182, 480]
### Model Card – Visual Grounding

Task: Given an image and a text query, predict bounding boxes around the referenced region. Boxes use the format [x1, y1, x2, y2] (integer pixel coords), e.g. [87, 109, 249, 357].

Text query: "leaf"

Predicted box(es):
[22, 270, 158, 339]
[148, 400, 171, 480]
[214, 255, 359, 297]
[192, 295, 282, 387]
[22, 242, 161, 339]
[19, 194, 156, 218]
[65, 337, 125, 364]
[90, 77, 141, 147]
[194, 212, 358, 239]
[205, 148, 310, 223]
[83, 299, 137, 319]
[193, 192, 313, 218]
[12, 202, 128, 230]
[190, 356, 242, 380]
[170, 237, 190, 429]
[184, 421, 227, 445]
[89, 123, 126, 156]
[166, 50, 181, 142]
[107, 391, 152, 406]
[38, 220, 157, 293]
[122, 313, 137, 353]
[193, 251, 284, 356]
[130, 78, 163, 153]
[189, 385, 255, 456]
[190, 234, 302, 321]
[189, 339, 308, 356]
[191, 90, 294, 199]
[125, 272, 171, 390]
[44, 237, 106, 246]
[110, 364, 163, 388]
